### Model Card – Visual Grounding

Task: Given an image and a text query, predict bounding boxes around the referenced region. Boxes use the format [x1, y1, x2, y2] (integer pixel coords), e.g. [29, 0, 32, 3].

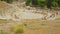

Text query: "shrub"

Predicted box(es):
[1, 0, 13, 3]
[26, 0, 46, 7]
[25, 0, 59, 8]
[6, 0, 13, 3]
[52, 0, 58, 7]
[37, 0, 46, 7]
[26, 0, 31, 6]
[46, 0, 54, 8]
[31, 0, 38, 5]
[57, 0, 60, 7]
[11, 24, 24, 34]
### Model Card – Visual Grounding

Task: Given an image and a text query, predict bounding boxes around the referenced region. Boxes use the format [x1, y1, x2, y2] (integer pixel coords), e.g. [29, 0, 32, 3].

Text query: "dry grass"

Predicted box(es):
[21, 19, 60, 34]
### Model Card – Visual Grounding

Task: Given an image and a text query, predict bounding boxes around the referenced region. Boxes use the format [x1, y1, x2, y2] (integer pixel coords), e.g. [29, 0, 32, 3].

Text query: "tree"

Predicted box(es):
[26, 0, 38, 6]
[46, 0, 54, 9]
[37, 0, 46, 7]
[57, 0, 60, 7]
[6, 0, 13, 3]
[31, 0, 38, 5]
[52, 0, 58, 7]
[26, 0, 31, 6]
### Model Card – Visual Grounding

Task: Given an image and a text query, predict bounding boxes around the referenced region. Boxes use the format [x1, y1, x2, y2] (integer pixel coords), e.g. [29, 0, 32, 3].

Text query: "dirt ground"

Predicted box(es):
[22, 19, 60, 34]
[0, 1, 60, 34]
